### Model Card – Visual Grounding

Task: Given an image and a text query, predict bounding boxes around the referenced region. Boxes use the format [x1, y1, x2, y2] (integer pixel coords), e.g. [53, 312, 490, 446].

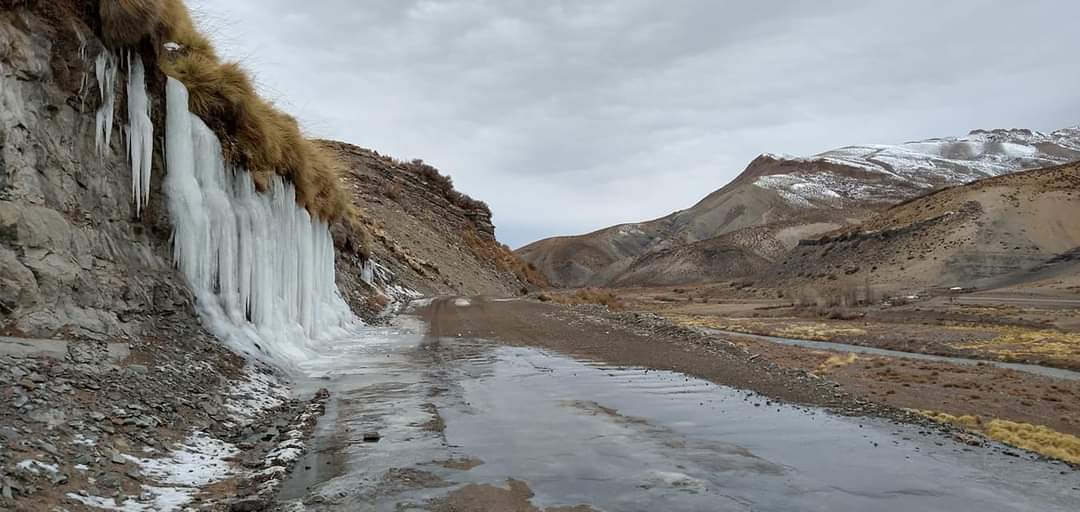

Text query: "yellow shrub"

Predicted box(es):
[914, 410, 1080, 464]
[985, 420, 1080, 464]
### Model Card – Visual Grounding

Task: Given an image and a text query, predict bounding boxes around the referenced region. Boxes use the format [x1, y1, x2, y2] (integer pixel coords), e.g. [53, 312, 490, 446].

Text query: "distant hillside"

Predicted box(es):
[518, 127, 1080, 288]
[325, 142, 546, 310]
[766, 162, 1080, 291]
[599, 237, 771, 288]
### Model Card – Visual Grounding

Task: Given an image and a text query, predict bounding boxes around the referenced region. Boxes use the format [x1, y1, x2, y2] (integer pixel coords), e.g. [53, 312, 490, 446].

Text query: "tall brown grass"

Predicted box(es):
[98, 0, 356, 222]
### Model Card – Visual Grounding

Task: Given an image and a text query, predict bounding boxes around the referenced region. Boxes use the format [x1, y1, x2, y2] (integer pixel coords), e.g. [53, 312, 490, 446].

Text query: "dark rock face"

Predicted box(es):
[0, 7, 195, 341]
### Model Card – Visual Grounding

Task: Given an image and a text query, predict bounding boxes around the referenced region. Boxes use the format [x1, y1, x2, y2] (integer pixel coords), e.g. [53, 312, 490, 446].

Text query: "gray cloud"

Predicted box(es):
[189, 0, 1080, 247]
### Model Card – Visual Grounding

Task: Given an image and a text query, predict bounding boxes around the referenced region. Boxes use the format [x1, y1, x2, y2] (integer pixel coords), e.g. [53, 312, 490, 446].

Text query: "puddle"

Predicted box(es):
[280, 318, 1079, 511]
[707, 329, 1080, 381]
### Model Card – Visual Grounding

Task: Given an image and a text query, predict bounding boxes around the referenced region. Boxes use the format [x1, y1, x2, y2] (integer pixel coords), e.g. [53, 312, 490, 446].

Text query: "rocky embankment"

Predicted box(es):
[0, 4, 319, 509]
[327, 141, 545, 314]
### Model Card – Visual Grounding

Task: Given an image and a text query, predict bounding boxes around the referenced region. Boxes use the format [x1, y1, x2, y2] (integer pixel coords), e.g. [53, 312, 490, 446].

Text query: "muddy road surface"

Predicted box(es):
[274, 298, 1078, 511]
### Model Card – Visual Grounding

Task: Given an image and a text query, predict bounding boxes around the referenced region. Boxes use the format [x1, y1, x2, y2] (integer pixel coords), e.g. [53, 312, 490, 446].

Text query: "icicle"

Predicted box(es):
[94, 52, 118, 155]
[77, 30, 88, 99]
[164, 78, 355, 366]
[126, 54, 154, 215]
[361, 258, 375, 285]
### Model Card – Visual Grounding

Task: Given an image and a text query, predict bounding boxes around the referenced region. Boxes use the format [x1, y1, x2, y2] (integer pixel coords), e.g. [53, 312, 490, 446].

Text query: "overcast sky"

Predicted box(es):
[189, 0, 1080, 248]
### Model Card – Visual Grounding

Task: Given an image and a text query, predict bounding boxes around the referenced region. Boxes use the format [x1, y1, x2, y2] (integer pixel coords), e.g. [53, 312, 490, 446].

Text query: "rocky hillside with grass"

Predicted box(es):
[0, 1, 537, 508]
[327, 142, 546, 314]
[519, 127, 1080, 288]
[766, 162, 1080, 292]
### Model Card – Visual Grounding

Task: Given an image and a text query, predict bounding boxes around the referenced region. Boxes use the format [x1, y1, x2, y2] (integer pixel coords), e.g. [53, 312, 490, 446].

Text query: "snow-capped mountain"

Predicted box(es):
[752, 127, 1080, 208]
[520, 125, 1080, 288]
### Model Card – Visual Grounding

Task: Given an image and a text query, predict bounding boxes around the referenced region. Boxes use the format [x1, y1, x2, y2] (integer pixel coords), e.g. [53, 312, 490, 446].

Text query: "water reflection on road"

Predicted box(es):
[278, 314, 1079, 511]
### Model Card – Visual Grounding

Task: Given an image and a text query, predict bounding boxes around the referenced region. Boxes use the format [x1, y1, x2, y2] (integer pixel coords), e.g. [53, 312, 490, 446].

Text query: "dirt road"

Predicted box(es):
[273, 298, 1079, 511]
[423, 297, 873, 411]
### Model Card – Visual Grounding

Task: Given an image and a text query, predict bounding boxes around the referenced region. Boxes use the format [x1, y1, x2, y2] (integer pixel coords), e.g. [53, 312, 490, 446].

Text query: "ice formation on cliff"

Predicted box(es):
[164, 78, 353, 364]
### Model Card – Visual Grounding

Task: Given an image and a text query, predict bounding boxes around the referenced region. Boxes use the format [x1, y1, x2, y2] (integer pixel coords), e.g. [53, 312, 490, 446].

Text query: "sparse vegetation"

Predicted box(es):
[462, 229, 548, 289]
[98, 0, 356, 222]
[817, 353, 859, 373]
[542, 288, 625, 310]
[383, 181, 403, 201]
[956, 328, 1080, 368]
[406, 159, 491, 214]
[915, 410, 1080, 464]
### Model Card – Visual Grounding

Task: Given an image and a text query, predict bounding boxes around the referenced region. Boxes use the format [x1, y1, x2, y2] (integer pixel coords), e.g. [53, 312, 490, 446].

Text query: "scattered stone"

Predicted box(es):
[127, 364, 148, 374]
[28, 408, 66, 427]
[13, 392, 29, 408]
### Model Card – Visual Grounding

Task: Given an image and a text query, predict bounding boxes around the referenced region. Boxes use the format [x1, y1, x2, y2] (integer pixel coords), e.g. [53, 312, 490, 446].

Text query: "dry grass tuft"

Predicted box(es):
[914, 410, 1080, 464]
[99, 0, 163, 47]
[956, 327, 1080, 368]
[100, 0, 354, 222]
[544, 289, 624, 310]
[817, 353, 859, 373]
[984, 419, 1080, 464]
[915, 410, 983, 430]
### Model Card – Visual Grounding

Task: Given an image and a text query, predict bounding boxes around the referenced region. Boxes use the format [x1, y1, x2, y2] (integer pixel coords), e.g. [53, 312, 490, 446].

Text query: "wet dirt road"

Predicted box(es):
[274, 298, 1079, 511]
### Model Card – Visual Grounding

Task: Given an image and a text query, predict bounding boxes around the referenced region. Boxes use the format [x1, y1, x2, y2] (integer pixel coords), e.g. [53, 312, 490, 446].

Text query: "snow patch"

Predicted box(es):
[16, 459, 58, 475]
[72, 432, 241, 511]
[753, 127, 1080, 208]
[387, 283, 423, 302]
[224, 365, 288, 424]
[66, 486, 191, 512]
[127, 432, 238, 488]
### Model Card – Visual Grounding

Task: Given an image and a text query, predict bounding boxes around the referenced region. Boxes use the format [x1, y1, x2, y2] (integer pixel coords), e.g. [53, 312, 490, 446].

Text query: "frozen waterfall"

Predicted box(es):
[164, 77, 354, 364]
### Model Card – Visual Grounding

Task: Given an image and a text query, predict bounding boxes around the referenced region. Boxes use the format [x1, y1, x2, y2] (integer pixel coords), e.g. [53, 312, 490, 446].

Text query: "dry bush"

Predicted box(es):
[100, 0, 354, 222]
[796, 279, 875, 316]
[574, 289, 623, 310]
[546, 289, 624, 310]
[383, 181, 403, 201]
[406, 159, 491, 214]
[462, 229, 549, 289]
[364, 293, 390, 311]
